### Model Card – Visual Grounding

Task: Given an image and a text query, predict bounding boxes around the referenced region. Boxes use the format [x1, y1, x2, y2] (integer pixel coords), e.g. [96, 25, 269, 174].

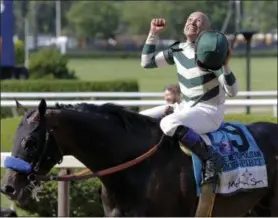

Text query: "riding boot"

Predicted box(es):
[174, 125, 222, 185]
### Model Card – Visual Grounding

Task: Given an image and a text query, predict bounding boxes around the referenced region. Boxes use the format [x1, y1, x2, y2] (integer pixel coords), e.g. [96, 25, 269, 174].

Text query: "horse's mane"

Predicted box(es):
[55, 102, 159, 131]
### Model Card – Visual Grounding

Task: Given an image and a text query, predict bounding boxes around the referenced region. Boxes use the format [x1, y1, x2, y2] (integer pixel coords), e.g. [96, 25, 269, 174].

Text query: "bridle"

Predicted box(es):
[4, 125, 165, 183]
[32, 129, 63, 173]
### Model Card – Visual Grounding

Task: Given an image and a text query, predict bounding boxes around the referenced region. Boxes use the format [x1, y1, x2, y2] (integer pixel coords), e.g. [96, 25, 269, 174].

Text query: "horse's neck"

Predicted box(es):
[56, 109, 190, 201]
[99, 139, 194, 207]
[96, 132, 163, 202]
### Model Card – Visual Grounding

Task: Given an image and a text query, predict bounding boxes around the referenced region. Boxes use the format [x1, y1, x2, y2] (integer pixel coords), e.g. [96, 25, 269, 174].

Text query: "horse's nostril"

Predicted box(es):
[2, 185, 15, 195]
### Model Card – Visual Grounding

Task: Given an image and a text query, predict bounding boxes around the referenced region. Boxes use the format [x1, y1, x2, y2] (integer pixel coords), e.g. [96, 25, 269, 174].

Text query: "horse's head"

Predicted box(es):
[1, 99, 62, 206]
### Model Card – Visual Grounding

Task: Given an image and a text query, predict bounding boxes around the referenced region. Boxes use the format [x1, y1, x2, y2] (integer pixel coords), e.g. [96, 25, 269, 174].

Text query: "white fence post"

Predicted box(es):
[58, 168, 71, 217]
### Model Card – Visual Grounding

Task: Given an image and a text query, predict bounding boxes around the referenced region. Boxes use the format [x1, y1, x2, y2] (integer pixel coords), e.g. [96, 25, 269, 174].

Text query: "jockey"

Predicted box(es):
[140, 12, 238, 187]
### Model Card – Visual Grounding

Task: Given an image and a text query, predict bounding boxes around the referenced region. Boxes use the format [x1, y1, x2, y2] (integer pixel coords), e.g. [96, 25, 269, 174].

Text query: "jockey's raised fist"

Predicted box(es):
[150, 18, 166, 35]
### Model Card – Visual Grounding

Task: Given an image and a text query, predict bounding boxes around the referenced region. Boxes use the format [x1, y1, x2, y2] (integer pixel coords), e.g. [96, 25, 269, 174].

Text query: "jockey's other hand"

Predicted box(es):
[164, 105, 174, 116]
[150, 18, 166, 35]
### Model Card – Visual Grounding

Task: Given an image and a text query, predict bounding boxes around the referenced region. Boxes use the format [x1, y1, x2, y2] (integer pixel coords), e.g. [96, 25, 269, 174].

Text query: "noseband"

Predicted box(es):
[4, 127, 63, 181]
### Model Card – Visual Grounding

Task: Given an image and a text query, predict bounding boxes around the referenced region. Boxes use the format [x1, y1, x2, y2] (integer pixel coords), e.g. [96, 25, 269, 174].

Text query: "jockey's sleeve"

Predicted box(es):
[140, 32, 176, 68]
[214, 65, 239, 97]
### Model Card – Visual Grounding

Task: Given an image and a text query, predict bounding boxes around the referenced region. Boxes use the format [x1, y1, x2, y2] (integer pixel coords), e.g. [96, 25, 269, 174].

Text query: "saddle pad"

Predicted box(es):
[192, 122, 268, 196]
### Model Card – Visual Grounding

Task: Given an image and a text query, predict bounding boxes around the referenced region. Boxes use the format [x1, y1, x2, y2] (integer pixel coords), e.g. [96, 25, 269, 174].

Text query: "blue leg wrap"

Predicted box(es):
[180, 128, 202, 146]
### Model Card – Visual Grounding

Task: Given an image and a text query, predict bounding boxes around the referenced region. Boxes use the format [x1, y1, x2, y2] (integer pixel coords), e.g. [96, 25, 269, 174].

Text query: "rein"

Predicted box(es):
[4, 134, 166, 182]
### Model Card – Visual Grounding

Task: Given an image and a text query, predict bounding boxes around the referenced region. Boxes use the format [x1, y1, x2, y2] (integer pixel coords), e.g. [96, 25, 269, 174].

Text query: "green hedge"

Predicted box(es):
[61, 49, 277, 59]
[0, 80, 139, 118]
[1, 114, 277, 216]
[1, 80, 138, 92]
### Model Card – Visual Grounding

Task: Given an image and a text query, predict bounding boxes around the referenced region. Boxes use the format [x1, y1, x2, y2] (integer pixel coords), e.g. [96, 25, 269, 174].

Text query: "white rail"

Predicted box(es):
[1, 91, 277, 99]
[1, 99, 277, 107]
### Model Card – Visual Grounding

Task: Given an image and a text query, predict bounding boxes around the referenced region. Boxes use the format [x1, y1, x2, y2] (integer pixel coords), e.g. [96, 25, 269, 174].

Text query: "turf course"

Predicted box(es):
[68, 57, 277, 92]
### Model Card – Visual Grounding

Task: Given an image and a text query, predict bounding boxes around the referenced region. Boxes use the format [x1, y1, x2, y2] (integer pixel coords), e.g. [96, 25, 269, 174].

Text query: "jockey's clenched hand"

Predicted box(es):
[150, 18, 167, 35]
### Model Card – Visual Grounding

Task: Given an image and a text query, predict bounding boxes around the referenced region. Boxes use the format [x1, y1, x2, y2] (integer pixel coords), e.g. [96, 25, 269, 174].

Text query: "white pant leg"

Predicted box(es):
[160, 104, 224, 136]
[139, 105, 168, 119]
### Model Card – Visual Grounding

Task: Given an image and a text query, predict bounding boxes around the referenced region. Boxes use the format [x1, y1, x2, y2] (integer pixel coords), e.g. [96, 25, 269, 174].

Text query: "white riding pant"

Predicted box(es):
[140, 101, 225, 137]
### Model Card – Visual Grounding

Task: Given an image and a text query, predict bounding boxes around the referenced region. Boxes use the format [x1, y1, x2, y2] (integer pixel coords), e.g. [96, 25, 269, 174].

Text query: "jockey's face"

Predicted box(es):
[184, 12, 211, 42]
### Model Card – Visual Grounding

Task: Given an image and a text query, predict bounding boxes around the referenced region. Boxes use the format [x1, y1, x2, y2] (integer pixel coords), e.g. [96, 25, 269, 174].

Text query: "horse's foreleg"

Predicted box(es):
[100, 185, 119, 217]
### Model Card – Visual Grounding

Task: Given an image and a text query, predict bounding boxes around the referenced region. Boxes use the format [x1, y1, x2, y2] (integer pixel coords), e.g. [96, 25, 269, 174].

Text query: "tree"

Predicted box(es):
[66, 1, 120, 39]
[120, 1, 230, 39]
[242, 1, 277, 33]
[120, 1, 170, 36]
[32, 2, 56, 35]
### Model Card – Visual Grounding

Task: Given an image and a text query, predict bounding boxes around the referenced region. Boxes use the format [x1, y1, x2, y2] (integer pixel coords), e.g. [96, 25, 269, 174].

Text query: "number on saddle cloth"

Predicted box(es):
[221, 123, 250, 152]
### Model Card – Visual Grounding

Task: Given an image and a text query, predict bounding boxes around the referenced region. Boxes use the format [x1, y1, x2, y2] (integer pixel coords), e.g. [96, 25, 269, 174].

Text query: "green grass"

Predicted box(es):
[68, 57, 277, 92]
[1, 117, 22, 152]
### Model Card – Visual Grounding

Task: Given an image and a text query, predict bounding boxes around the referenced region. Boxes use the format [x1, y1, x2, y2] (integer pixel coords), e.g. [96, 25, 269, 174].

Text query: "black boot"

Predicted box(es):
[174, 126, 222, 185]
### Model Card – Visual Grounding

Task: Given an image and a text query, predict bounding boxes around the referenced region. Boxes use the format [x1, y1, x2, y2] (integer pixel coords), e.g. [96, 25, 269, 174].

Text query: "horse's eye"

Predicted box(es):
[21, 137, 37, 153]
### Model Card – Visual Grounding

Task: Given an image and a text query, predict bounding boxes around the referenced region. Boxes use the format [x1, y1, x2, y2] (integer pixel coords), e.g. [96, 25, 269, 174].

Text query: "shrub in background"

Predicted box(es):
[28, 48, 76, 79]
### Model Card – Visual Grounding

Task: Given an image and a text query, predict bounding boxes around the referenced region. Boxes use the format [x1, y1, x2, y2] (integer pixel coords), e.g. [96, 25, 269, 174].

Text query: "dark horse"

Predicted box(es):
[1, 99, 278, 216]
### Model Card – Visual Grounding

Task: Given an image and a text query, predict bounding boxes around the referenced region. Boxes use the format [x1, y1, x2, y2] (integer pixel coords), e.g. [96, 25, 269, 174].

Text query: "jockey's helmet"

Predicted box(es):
[195, 30, 229, 70]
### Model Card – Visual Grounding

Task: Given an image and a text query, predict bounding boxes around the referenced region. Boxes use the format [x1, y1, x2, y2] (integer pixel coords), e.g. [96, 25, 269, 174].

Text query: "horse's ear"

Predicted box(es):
[38, 99, 47, 117]
[14, 98, 28, 114]
[45, 109, 60, 128]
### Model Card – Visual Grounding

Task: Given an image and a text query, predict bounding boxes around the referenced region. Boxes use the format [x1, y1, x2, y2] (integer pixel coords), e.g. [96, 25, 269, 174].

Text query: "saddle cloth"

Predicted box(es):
[189, 122, 268, 196]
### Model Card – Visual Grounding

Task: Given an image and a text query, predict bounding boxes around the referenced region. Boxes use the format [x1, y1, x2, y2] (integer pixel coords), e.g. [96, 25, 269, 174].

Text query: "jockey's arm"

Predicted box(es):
[214, 65, 239, 97]
[141, 33, 176, 69]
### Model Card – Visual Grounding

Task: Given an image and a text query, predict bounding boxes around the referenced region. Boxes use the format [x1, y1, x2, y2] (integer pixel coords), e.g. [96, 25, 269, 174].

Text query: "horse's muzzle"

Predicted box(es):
[1, 184, 16, 199]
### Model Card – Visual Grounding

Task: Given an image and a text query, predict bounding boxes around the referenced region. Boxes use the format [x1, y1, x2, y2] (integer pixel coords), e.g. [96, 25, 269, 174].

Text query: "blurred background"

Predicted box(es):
[0, 0, 277, 217]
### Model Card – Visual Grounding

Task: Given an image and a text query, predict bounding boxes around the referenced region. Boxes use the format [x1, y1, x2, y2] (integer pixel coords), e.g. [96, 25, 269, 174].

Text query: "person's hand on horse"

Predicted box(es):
[150, 18, 167, 35]
[164, 105, 174, 116]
